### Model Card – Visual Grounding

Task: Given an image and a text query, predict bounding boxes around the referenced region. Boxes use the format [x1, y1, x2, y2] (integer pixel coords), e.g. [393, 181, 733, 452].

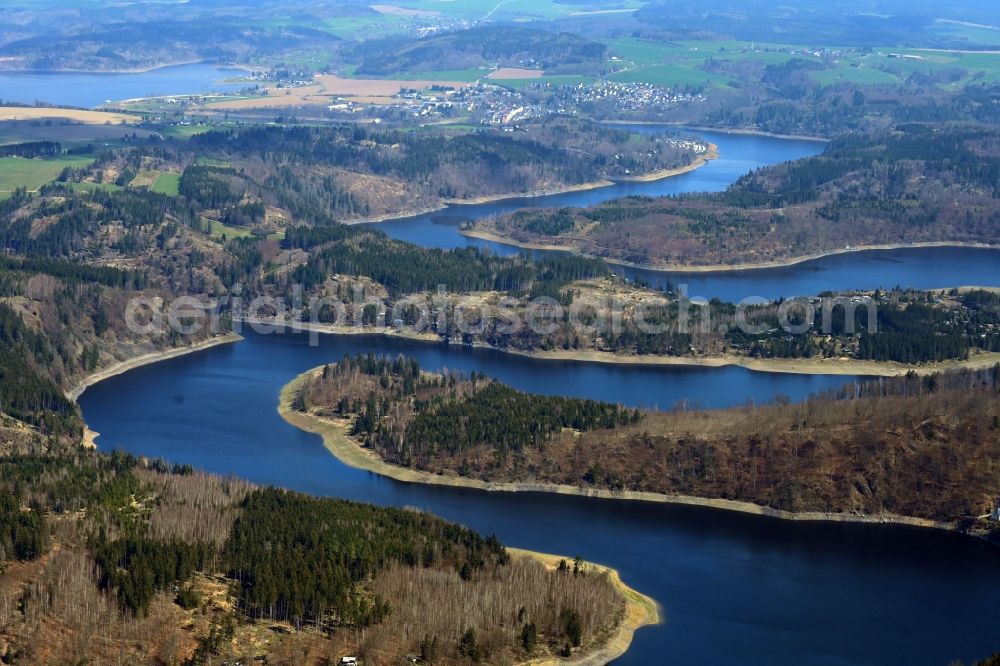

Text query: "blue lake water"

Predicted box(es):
[0, 64, 248, 107]
[79, 330, 1000, 666]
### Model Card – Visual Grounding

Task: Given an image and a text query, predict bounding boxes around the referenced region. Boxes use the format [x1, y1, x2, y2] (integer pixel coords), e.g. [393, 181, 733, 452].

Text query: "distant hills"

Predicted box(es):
[350, 25, 607, 76]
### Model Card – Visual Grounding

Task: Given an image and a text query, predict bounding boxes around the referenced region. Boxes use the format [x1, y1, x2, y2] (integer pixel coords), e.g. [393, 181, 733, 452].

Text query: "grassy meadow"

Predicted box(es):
[0, 155, 94, 198]
[601, 36, 1000, 90]
[150, 172, 181, 196]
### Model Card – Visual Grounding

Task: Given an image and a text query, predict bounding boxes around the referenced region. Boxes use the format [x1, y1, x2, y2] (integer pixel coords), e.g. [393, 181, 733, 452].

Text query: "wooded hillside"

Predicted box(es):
[349, 26, 607, 76]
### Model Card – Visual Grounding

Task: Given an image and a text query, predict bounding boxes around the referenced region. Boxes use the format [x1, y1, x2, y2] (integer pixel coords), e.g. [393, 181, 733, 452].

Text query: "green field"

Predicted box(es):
[150, 172, 181, 196]
[322, 15, 419, 39]
[206, 218, 283, 241]
[835, 49, 1000, 87]
[414, 122, 479, 132]
[603, 38, 781, 88]
[0, 155, 95, 197]
[208, 218, 253, 239]
[932, 22, 1000, 47]
[399, 0, 643, 21]
[609, 63, 729, 87]
[605, 37, 686, 66]
[319, 3, 646, 47]
[604, 36, 1000, 90]
[157, 124, 220, 140]
[912, 50, 1000, 84]
[811, 63, 902, 86]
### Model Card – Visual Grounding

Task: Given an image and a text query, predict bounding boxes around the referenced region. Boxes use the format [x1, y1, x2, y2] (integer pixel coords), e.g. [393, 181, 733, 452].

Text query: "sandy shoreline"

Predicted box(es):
[441, 179, 615, 206]
[344, 205, 454, 226]
[459, 227, 582, 251]
[243, 316, 1000, 378]
[278, 370, 961, 534]
[341, 183, 617, 226]
[459, 230, 1000, 274]
[606, 241, 1000, 274]
[458, 227, 584, 252]
[610, 142, 719, 182]
[67, 333, 243, 403]
[508, 548, 660, 666]
[505, 347, 1000, 377]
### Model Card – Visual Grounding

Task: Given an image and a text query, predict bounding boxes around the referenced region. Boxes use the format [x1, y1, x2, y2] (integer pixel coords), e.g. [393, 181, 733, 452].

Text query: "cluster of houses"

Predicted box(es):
[549, 80, 707, 113]
[347, 82, 548, 125]
[323, 77, 709, 126]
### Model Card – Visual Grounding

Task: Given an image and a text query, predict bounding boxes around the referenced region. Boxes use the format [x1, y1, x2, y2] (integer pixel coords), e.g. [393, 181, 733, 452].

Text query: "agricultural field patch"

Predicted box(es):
[0, 155, 94, 197]
[0, 107, 139, 124]
[0, 120, 156, 147]
[150, 171, 181, 196]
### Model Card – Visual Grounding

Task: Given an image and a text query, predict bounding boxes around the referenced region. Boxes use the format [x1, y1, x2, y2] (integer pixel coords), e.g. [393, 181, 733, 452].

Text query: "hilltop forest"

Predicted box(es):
[57, 119, 696, 226]
[348, 26, 607, 76]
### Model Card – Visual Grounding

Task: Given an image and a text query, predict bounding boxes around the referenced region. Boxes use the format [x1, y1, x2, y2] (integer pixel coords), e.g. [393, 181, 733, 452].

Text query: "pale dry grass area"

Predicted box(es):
[128, 169, 159, 189]
[370, 3, 441, 17]
[208, 84, 331, 110]
[207, 74, 470, 110]
[0, 107, 139, 124]
[488, 68, 544, 79]
[316, 74, 470, 96]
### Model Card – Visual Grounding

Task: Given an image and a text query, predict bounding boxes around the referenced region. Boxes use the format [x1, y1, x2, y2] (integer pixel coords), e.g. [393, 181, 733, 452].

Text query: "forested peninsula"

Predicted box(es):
[285, 354, 1000, 540]
[0, 445, 653, 664]
[468, 125, 1000, 270]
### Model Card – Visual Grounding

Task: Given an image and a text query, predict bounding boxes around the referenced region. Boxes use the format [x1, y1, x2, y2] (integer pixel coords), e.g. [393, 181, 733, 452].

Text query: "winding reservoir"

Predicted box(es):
[63, 119, 1000, 664]
[364, 128, 1000, 302]
[79, 330, 1000, 666]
